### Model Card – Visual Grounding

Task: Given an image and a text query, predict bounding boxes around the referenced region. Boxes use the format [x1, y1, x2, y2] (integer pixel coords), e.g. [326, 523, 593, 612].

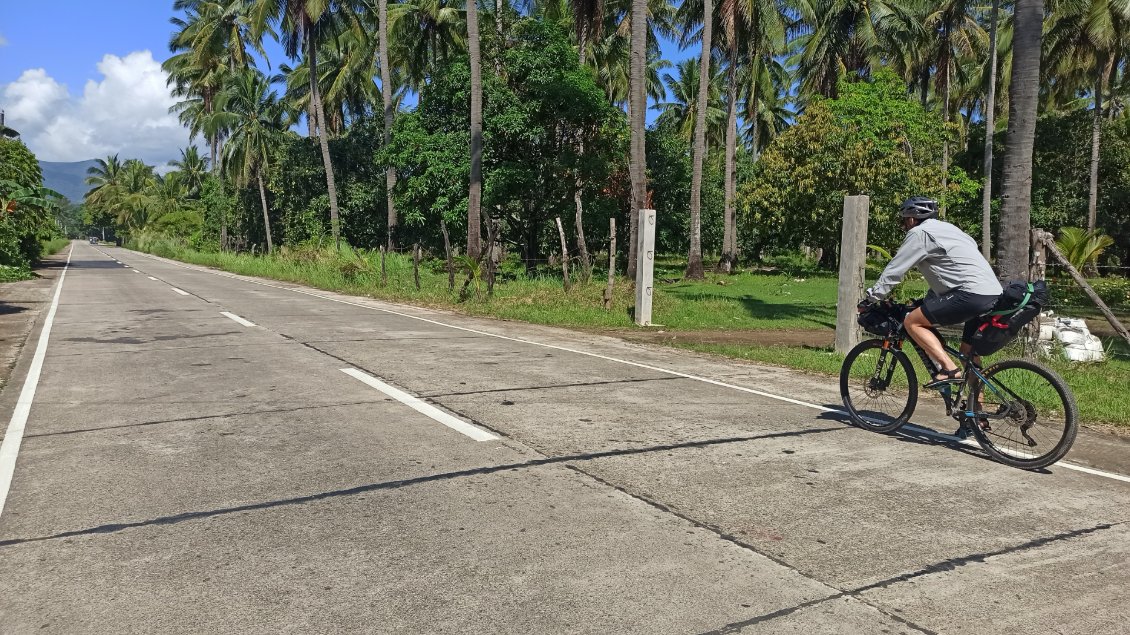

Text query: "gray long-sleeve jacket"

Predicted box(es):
[869, 219, 1002, 300]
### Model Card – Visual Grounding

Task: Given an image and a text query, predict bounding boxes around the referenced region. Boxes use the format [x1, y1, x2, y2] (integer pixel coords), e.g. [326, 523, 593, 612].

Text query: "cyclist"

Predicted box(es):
[861, 197, 1002, 387]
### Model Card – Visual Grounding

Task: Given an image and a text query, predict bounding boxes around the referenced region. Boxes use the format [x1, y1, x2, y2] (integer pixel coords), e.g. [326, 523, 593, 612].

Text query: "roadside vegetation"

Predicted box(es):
[134, 233, 1130, 427]
[23, 0, 1127, 426]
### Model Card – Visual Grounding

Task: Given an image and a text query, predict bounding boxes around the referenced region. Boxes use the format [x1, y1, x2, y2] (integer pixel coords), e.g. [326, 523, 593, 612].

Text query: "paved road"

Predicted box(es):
[1, 241, 1128, 634]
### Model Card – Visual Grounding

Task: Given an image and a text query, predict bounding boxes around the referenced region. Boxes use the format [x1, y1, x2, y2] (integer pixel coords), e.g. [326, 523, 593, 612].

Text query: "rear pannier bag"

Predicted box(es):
[970, 280, 1049, 356]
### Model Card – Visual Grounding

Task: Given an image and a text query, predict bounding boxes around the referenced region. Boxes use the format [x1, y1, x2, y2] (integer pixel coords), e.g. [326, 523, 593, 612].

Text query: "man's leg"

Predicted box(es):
[904, 307, 960, 378]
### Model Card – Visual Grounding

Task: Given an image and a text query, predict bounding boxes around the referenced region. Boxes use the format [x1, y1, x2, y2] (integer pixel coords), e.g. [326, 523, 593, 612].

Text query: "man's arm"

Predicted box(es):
[868, 230, 927, 300]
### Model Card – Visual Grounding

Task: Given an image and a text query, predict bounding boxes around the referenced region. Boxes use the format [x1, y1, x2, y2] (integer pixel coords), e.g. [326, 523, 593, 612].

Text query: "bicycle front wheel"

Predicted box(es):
[840, 339, 918, 433]
[969, 359, 1078, 470]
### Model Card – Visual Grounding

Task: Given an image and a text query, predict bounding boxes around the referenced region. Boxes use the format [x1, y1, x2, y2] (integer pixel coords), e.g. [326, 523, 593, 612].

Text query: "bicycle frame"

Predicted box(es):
[877, 324, 1014, 427]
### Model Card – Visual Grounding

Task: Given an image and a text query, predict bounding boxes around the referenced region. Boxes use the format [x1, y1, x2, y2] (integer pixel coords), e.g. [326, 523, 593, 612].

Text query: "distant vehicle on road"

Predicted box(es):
[89, 237, 98, 244]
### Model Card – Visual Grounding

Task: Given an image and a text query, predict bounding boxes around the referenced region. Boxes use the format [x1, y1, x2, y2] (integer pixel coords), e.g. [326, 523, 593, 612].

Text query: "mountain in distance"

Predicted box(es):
[39, 159, 98, 204]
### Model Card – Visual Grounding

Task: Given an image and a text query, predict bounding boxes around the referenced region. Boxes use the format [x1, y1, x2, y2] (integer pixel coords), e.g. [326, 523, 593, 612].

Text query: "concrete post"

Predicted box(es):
[835, 195, 869, 354]
[634, 208, 656, 326]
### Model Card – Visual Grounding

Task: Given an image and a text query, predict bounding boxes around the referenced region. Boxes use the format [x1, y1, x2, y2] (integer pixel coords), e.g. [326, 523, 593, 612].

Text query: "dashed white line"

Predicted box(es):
[170, 287, 190, 296]
[133, 269, 141, 273]
[0, 246, 72, 519]
[133, 251, 1130, 484]
[221, 311, 256, 327]
[341, 368, 498, 442]
[147, 276, 158, 281]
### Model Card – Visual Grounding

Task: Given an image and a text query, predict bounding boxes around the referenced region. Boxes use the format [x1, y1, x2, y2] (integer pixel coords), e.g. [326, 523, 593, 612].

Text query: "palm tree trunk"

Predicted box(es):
[627, 0, 647, 280]
[467, 0, 484, 259]
[998, 0, 1043, 282]
[308, 35, 342, 249]
[379, 0, 397, 250]
[1088, 58, 1112, 234]
[257, 170, 274, 254]
[685, 0, 712, 280]
[981, 0, 1000, 259]
[940, 41, 951, 218]
[940, 59, 949, 216]
[719, 53, 737, 274]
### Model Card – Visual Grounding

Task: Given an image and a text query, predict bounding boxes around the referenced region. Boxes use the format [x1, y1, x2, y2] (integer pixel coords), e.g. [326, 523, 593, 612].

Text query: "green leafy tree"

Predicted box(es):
[739, 69, 972, 260]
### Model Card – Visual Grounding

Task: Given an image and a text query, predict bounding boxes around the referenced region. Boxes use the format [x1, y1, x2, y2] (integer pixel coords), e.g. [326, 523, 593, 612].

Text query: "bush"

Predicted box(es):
[761, 251, 823, 277]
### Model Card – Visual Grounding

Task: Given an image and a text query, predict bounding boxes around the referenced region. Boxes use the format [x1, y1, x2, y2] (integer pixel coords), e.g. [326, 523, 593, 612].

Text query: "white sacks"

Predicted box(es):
[1046, 313, 1106, 363]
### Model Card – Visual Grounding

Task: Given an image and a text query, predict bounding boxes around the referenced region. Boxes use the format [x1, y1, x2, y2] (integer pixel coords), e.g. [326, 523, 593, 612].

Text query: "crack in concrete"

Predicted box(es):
[23, 401, 387, 439]
[0, 427, 842, 547]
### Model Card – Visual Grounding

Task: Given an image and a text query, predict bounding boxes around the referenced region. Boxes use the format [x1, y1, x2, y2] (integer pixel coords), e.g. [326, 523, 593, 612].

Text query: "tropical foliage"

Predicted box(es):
[73, 0, 1130, 287]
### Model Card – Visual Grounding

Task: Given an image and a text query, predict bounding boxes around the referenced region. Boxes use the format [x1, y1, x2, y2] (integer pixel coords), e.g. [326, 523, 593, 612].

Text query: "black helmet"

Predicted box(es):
[900, 197, 939, 220]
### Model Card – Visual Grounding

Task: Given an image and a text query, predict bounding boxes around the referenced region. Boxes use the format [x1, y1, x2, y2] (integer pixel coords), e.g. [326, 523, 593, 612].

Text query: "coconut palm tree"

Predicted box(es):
[1045, 0, 1130, 233]
[252, 0, 345, 248]
[627, 0, 649, 278]
[998, 0, 1043, 281]
[165, 1, 265, 171]
[980, 0, 1001, 258]
[168, 146, 210, 196]
[788, 0, 911, 100]
[84, 155, 124, 201]
[466, 0, 483, 259]
[713, 0, 784, 271]
[389, 0, 465, 89]
[681, 0, 715, 280]
[376, 0, 398, 249]
[655, 58, 726, 144]
[219, 69, 289, 253]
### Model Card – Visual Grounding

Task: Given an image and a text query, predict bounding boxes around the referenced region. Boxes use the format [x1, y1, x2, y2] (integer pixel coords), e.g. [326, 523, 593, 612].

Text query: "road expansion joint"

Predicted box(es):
[568, 464, 938, 635]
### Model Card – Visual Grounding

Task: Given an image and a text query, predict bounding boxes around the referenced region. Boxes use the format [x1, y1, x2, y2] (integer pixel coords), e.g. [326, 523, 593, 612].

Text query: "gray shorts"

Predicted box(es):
[921, 289, 1000, 342]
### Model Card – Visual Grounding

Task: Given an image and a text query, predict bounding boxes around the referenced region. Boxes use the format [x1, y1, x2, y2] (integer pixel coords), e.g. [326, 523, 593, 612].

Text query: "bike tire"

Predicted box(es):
[840, 339, 918, 433]
[969, 358, 1078, 470]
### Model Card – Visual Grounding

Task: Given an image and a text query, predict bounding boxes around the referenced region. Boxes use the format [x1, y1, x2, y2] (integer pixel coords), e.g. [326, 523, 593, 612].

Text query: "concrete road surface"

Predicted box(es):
[1, 241, 1127, 634]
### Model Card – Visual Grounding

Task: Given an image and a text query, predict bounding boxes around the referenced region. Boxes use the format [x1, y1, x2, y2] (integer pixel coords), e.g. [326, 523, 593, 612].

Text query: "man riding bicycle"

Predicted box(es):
[861, 197, 1002, 388]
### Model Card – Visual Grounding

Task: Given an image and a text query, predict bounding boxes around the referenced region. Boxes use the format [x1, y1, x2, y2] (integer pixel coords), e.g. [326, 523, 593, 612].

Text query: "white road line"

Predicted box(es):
[135, 252, 1130, 484]
[221, 311, 256, 327]
[147, 276, 158, 281]
[0, 246, 72, 519]
[341, 368, 498, 442]
[133, 269, 141, 273]
[170, 287, 190, 296]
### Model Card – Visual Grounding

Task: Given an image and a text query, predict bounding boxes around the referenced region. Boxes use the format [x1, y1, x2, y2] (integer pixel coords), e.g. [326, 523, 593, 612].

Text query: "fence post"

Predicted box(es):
[634, 208, 656, 326]
[1030, 228, 1048, 282]
[603, 218, 616, 310]
[835, 195, 870, 354]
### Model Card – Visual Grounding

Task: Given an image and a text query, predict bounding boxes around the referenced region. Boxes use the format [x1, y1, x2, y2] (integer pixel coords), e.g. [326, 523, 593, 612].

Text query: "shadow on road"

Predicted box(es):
[0, 425, 846, 547]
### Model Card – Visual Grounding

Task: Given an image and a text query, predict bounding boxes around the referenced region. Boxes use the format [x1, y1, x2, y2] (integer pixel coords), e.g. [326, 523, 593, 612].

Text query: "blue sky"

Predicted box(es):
[0, 1, 687, 165]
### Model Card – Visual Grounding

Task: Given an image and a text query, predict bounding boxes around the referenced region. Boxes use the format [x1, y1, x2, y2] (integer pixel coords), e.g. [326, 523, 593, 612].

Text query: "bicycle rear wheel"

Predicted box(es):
[969, 359, 1078, 470]
[840, 339, 918, 433]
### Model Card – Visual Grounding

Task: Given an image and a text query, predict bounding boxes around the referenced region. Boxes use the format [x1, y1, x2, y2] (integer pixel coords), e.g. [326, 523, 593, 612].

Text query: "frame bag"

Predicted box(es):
[970, 281, 1050, 356]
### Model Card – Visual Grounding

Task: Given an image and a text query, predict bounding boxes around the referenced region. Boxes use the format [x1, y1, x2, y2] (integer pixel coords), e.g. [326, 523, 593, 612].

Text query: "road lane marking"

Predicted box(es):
[0, 246, 73, 519]
[340, 368, 498, 442]
[135, 252, 1130, 484]
[170, 287, 190, 296]
[221, 311, 256, 327]
[133, 269, 141, 273]
[147, 276, 158, 281]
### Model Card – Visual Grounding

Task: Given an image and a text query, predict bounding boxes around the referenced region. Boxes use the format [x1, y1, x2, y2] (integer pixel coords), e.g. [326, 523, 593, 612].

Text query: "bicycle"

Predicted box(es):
[840, 301, 1078, 470]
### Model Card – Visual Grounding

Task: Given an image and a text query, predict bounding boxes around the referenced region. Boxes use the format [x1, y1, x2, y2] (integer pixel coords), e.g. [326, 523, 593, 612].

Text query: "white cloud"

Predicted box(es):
[0, 51, 191, 165]
[0, 33, 9, 47]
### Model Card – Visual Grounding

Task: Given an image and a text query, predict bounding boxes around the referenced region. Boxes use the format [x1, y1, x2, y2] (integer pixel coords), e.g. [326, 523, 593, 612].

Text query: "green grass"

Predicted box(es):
[132, 237, 1129, 427]
[41, 237, 70, 256]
